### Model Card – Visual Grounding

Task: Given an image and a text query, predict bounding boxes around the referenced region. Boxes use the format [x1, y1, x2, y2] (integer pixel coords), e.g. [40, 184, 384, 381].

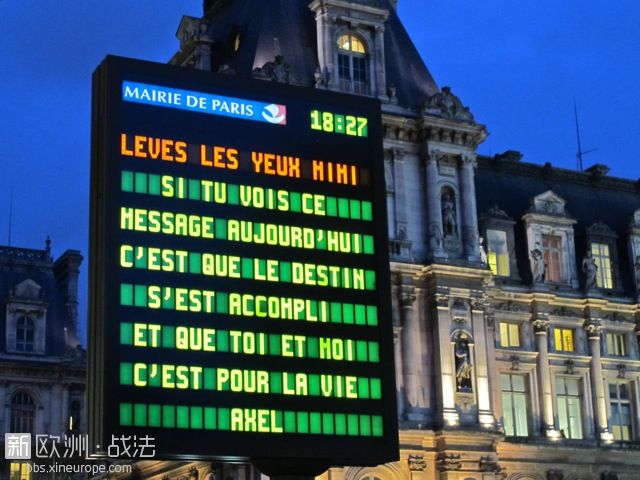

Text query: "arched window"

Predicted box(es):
[337, 34, 369, 94]
[11, 391, 36, 433]
[16, 316, 34, 352]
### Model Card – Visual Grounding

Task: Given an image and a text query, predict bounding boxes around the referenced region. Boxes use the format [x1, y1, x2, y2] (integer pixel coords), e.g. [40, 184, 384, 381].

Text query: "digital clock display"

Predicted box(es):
[310, 109, 368, 137]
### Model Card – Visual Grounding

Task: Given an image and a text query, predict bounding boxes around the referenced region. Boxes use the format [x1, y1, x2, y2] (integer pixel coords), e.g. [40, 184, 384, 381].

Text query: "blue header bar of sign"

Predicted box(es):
[122, 81, 287, 126]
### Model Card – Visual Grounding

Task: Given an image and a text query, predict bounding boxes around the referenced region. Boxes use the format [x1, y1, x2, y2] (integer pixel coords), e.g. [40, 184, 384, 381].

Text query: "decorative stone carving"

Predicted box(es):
[435, 293, 449, 308]
[479, 456, 503, 474]
[387, 83, 397, 102]
[423, 86, 474, 123]
[550, 307, 577, 317]
[496, 301, 526, 312]
[408, 454, 427, 471]
[401, 292, 417, 309]
[14, 279, 42, 300]
[451, 298, 468, 322]
[217, 64, 236, 75]
[582, 250, 598, 291]
[454, 333, 473, 391]
[436, 452, 462, 471]
[530, 244, 546, 283]
[188, 467, 199, 480]
[634, 256, 640, 293]
[601, 471, 619, 480]
[617, 364, 627, 379]
[510, 355, 520, 371]
[252, 55, 292, 83]
[532, 318, 550, 333]
[442, 191, 457, 237]
[485, 205, 513, 220]
[479, 235, 488, 265]
[530, 191, 568, 216]
[584, 319, 603, 338]
[565, 359, 575, 374]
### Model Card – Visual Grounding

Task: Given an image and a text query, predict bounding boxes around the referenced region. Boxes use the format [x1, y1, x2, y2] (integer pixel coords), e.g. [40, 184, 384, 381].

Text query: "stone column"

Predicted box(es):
[425, 151, 445, 259]
[373, 25, 387, 99]
[393, 326, 405, 418]
[459, 154, 480, 261]
[585, 318, 611, 440]
[393, 149, 408, 240]
[60, 385, 69, 434]
[384, 151, 396, 239]
[471, 297, 494, 427]
[400, 289, 420, 418]
[434, 293, 458, 426]
[533, 316, 557, 436]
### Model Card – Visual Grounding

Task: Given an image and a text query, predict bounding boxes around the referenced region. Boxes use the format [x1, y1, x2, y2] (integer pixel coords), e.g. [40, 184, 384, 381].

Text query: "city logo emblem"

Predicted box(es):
[261, 104, 287, 125]
[5, 433, 31, 460]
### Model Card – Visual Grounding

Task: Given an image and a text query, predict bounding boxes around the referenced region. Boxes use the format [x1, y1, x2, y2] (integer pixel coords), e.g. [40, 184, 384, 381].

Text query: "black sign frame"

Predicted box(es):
[88, 55, 398, 467]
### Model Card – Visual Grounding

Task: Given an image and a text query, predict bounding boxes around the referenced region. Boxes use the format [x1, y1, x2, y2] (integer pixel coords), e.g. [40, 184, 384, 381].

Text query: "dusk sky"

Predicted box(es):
[1, 1, 639, 342]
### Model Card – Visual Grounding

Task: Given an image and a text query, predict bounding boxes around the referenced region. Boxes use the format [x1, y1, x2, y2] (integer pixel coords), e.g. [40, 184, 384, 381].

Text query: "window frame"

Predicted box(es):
[487, 229, 510, 277]
[556, 376, 584, 439]
[10, 391, 36, 434]
[15, 315, 35, 352]
[554, 327, 575, 353]
[499, 322, 521, 348]
[336, 33, 370, 95]
[609, 382, 633, 441]
[605, 332, 627, 357]
[500, 373, 530, 437]
[590, 242, 614, 289]
[542, 234, 563, 283]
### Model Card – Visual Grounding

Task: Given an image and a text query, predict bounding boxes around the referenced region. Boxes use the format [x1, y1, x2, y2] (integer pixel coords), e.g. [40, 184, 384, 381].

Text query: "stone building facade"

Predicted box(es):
[0, 241, 85, 479]
[106, 0, 640, 479]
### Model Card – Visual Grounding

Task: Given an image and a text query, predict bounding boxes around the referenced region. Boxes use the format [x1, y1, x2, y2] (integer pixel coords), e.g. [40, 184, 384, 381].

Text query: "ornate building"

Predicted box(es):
[0, 240, 85, 479]
[107, 0, 640, 479]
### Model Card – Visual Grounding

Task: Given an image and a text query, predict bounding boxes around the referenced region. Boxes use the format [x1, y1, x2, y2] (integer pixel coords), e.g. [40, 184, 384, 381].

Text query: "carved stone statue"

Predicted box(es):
[634, 256, 640, 292]
[442, 193, 457, 236]
[479, 236, 488, 265]
[530, 245, 546, 283]
[423, 86, 475, 123]
[455, 336, 473, 391]
[252, 55, 291, 83]
[582, 250, 598, 291]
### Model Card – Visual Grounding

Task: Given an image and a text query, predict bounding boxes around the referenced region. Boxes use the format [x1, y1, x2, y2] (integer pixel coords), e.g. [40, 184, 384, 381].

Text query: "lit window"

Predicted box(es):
[542, 235, 562, 282]
[610, 383, 633, 441]
[499, 322, 521, 348]
[591, 243, 613, 289]
[487, 229, 510, 276]
[501, 373, 529, 437]
[554, 328, 575, 352]
[337, 34, 366, 53]
[16, 316, 34, 352]
[11, 391, 35, 433]
[606, 333, 626, 357]
[556, 377, 583, 439]
[337, 34, 369, 95]
[10, 462, 31, 480]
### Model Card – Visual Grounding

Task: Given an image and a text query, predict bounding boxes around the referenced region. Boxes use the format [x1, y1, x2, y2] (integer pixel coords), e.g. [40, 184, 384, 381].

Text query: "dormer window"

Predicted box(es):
[337, 34, 369, 95]
[16, 316, 35, 352]
[487, 229, 510, 277]
[591, 242, 613, 288]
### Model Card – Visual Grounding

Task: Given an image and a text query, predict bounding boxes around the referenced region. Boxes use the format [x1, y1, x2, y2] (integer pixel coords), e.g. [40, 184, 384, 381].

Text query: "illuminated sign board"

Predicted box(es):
[89, 56, 397, 467]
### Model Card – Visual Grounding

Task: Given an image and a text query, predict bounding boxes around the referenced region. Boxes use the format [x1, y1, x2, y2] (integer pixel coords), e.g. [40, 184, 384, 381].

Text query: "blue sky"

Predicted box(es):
[1, 0, 639, 342]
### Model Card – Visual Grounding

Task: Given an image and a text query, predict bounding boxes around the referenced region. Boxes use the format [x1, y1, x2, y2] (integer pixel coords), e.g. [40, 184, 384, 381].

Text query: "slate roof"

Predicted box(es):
[476, 155, 640, 293]
[0, 246, 79, 357]
[190, 0, 438, 108]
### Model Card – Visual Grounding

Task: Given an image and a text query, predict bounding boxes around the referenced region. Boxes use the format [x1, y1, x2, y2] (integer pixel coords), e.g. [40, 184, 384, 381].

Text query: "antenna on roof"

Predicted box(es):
[8, 189, 13, 247]
[574, 98, 598, 171]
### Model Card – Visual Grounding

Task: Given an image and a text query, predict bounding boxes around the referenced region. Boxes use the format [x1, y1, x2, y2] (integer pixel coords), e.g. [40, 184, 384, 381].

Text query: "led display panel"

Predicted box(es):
[88, 56, 397, 466]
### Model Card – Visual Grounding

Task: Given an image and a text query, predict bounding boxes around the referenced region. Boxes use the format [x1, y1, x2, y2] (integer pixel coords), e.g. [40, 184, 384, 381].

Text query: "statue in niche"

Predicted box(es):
[530, 244, 546, 283]
[442, 191, 457, 236]
[582, 250, 598, 291]
[634, 256, 640, 292]
[478, 236, 488, 264]
[454, 335, 473, 391]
